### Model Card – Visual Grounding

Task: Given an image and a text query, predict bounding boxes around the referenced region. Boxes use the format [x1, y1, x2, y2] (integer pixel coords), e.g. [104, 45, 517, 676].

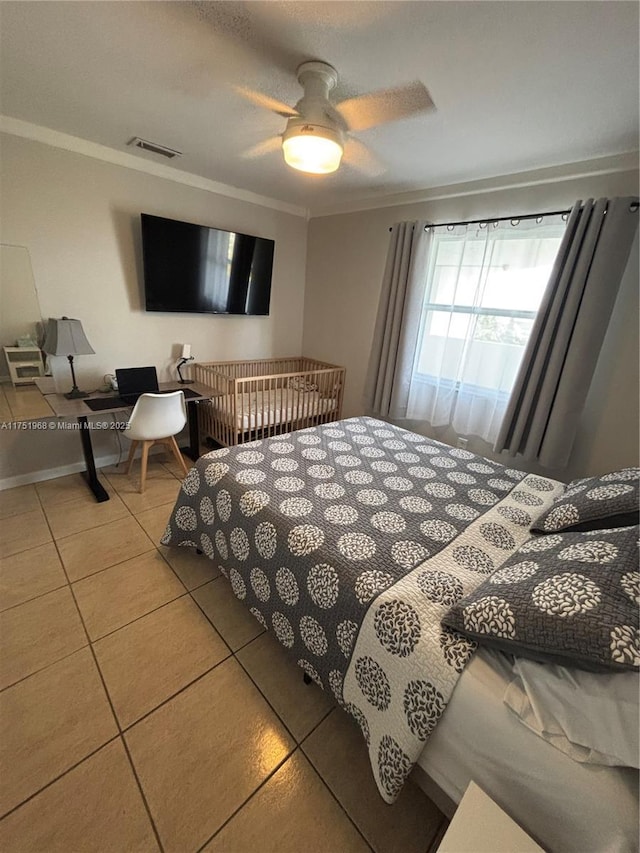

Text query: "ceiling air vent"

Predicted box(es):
[127, 137, 182, 159]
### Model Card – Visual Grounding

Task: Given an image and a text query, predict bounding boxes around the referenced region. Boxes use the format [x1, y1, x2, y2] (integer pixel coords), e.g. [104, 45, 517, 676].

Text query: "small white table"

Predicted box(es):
[3, 346, 44, 386]
[437, 781, 543, 853]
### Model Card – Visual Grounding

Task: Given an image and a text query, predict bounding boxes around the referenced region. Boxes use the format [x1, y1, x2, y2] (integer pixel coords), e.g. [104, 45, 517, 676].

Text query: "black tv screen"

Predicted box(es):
[141, 213, 274, 315]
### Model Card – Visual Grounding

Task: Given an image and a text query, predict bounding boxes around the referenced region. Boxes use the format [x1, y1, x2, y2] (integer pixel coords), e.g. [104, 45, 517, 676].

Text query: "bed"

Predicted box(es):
[161, 416, 639, 852]
[414, 647, 638, 852]
[193, 357, 345, 447]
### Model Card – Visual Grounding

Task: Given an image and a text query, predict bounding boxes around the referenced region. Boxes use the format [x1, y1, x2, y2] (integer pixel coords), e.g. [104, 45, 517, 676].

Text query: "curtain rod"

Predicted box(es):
[387, 209, 571, 232]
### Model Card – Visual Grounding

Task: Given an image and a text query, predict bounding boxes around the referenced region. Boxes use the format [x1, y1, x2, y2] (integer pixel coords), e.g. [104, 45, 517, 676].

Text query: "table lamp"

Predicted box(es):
[177, 342, 194, 384]
[42, 316, 95, 399]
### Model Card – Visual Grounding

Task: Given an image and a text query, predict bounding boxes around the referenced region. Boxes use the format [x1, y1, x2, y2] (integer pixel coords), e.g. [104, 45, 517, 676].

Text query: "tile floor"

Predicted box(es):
[0, 455, 448, 853]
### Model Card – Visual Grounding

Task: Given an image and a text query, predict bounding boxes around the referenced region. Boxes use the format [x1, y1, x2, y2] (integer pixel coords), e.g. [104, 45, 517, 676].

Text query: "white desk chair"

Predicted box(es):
[125, 391, 189, 492]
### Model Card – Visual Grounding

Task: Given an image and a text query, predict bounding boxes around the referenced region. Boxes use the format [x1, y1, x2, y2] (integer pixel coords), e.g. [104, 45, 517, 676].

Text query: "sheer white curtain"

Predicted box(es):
[405, 216, 567, 442]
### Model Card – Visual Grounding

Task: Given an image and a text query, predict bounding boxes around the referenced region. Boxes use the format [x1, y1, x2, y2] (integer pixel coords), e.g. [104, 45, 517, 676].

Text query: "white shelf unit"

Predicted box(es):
[3, 346, 45, 387]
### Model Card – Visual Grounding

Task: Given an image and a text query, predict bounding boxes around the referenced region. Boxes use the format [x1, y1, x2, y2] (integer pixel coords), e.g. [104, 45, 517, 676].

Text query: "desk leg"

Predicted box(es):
[78, 416, 110, 502]
[182, 400, 200, 462]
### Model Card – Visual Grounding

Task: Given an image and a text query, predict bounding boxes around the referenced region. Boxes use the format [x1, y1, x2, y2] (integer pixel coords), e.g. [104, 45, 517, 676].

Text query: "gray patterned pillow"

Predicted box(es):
[442, 525, 639, 672]
[531, 468, 639, 533]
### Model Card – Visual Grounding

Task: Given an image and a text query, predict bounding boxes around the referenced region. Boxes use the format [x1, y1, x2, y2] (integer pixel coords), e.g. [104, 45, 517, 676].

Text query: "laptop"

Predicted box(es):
[116, 366, 160, 404]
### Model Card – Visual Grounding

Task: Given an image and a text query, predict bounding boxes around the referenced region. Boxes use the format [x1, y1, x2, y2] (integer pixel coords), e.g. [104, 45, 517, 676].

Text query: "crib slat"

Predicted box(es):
[285, 374, 291, 435]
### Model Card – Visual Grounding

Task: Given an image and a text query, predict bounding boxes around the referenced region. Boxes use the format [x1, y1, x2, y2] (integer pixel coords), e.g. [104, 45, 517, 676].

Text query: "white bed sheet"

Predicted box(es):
[213, 390, 338, 432]
[416, 647, 639, 853]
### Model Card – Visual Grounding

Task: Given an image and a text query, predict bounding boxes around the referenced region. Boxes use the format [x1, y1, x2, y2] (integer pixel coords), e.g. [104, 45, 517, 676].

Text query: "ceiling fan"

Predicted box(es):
[237, 61, 436, 176]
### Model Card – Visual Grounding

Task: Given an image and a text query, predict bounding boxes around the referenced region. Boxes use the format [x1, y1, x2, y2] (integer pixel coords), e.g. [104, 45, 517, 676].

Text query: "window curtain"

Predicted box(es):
[363, 221, 431, 418]
[494, 197, 639, 468]
[404, 216, 566, 442]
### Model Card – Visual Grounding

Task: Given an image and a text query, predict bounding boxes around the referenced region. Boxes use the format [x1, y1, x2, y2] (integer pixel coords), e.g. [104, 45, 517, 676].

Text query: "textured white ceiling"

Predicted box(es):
[1, 1, 638, 214]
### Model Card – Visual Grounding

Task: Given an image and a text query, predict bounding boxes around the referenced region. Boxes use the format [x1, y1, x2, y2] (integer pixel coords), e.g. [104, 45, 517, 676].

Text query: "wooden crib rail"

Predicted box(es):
[199, 356, 339, 377]
[194, 358, 345, 446]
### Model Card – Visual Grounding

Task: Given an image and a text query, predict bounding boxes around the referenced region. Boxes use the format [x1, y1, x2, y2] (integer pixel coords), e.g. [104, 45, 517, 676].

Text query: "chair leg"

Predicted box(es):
[139, 440, 151, 493]
[169, 435, 189, 477]
[126, 440, 138, 475]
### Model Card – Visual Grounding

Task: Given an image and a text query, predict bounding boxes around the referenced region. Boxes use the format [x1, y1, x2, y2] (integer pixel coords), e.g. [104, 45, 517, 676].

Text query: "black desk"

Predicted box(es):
[40, 380, 218, 502]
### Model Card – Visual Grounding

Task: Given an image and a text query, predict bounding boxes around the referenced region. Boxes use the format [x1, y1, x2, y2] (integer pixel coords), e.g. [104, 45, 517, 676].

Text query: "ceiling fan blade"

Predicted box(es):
[336, 81, 435, 132]
[241, 136, 283, 160]
[234, 86, 299, 118]
[342, 138, 386, 177]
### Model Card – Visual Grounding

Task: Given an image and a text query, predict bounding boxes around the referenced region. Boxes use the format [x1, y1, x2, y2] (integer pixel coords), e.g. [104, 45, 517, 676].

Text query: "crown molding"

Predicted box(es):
[0, 115, 309, 219]
[309, 152, 640, 218]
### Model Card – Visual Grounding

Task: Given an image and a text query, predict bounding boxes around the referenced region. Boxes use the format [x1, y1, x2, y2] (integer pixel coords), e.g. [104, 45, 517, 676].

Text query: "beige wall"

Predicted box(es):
[2, 134, 638, 486]
[303, 169, 639, 480]
[0, 134, 307, 482]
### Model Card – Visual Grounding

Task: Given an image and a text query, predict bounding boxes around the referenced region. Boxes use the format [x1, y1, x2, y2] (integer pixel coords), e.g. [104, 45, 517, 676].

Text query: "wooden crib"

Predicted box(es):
[193, 357, 345, 447]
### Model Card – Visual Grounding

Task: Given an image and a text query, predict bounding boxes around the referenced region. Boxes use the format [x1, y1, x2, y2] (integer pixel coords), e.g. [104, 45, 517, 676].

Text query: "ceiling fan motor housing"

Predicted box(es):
[281, 61, 345, 173]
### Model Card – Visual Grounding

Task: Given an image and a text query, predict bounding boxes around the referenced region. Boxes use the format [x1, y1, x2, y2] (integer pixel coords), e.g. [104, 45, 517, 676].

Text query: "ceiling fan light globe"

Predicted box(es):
[282, 132, 343, 175]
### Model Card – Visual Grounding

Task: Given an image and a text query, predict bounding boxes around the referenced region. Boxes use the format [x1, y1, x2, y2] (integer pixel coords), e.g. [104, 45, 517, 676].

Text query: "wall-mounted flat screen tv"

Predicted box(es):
[141, 213, 275, 315]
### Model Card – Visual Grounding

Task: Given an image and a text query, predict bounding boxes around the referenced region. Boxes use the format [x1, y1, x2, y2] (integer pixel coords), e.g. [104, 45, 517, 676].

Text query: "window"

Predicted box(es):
[406, 216, 566, 442]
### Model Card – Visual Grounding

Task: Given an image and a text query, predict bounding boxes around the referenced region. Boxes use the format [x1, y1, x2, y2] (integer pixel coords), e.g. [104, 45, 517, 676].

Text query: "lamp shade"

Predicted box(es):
[282, 123, 343, 174]
[42, 317, 95, 356]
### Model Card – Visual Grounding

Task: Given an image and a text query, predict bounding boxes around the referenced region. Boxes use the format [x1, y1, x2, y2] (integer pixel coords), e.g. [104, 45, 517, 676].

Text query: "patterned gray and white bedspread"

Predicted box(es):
[161, 416, 563, 801]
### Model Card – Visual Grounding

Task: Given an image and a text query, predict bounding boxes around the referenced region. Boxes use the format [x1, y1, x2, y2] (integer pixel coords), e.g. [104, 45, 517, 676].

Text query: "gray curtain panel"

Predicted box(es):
[494, 197, 639, 468]
[364, 221, 431, 418]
